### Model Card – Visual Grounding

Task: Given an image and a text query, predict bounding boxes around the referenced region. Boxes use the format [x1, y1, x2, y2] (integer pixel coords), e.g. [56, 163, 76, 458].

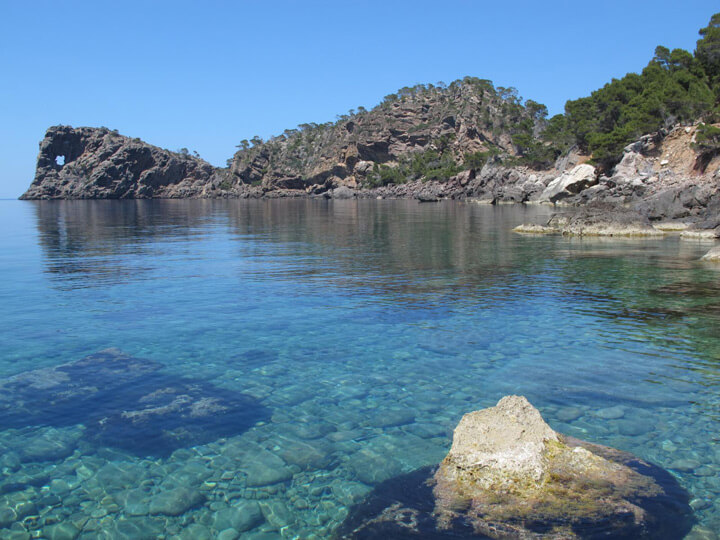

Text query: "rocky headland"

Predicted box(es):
[338, 396, 694, 539]
[20, 111, 720, 236]
[19, 69, 720, 244]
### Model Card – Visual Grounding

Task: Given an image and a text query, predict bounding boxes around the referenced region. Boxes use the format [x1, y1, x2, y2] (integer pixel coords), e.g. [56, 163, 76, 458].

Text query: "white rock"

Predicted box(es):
[701, 246, 720, 261]
[444, 395, 558, 483]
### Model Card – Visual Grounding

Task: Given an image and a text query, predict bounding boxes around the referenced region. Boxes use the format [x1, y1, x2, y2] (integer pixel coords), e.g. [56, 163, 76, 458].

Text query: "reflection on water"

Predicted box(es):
[0, 199, 718, 538]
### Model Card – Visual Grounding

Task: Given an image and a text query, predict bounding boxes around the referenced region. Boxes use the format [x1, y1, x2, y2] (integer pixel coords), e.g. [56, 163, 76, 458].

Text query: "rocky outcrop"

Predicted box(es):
[515, 205, 664, 237]
[701, 245, 720, 261]
[20, 126, 243, 200]
[558, 125, 720, 222]
[338, 396, 694, 539]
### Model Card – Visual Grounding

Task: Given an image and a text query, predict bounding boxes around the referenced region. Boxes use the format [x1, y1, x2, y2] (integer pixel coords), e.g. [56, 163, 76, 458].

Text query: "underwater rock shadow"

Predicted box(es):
[0, 349, 270, 458]
[336, 454, 695, 539]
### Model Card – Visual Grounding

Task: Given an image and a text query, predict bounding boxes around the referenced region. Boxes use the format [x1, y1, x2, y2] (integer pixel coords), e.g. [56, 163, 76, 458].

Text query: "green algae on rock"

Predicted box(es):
[338, 396, 694, 539]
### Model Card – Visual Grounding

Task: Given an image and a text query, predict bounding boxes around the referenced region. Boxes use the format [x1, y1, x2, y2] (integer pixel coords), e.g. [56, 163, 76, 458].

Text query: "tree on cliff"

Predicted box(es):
[697, 13, 720, 95]
[549, 12, 720, 170]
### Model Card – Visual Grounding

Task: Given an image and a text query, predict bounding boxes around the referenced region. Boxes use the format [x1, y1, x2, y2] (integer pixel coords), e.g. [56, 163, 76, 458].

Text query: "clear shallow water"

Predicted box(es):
[0, 199, 718, 539]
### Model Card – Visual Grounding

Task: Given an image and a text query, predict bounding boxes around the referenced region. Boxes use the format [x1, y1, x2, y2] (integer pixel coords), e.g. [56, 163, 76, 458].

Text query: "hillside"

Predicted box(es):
[227, 77, 551, 193]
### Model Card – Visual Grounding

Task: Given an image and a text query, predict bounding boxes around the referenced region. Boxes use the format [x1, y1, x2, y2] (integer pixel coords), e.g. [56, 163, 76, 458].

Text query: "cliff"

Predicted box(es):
[20, 126, 238, 200]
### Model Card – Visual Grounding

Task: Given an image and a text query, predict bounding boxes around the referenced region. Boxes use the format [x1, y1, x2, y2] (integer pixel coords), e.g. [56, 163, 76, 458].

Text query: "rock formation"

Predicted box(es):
[20, 126, 239, 199]
[337, 396, 694, 539]
[515, 205, 665, 237]
[701, 245, 720, 261]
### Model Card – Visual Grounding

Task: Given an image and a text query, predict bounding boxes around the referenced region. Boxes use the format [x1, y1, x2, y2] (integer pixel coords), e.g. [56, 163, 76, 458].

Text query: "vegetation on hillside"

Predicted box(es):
[546, 12, 720, 170]
[230, 12, 720, 187]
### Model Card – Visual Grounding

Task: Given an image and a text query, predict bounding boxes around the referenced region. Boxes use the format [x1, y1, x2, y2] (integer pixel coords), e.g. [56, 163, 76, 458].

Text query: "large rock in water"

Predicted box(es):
[20, 125, 233, 199]
[337, 396, 694, 539]
[514, 205, 664, 237]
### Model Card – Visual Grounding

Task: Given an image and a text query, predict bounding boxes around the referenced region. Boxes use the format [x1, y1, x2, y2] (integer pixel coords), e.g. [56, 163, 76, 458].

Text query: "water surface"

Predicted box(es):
[0, 199, 718, 539]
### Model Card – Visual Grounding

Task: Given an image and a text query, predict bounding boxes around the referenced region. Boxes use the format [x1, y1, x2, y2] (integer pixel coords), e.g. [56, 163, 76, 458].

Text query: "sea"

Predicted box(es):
[0, 199, 718, 539]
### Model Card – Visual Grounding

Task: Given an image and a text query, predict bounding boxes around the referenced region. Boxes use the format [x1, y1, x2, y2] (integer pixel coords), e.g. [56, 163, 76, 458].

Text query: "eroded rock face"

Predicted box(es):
[338, 396, 694, 539]
[21, 126, 238, 200]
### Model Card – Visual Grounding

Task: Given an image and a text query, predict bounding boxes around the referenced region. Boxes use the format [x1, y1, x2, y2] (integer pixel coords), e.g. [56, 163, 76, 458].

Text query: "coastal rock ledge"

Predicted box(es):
[338, 396, 694, 539]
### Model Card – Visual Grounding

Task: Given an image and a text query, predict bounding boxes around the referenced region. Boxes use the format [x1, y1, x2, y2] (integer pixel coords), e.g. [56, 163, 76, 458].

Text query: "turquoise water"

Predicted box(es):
[0, 199, 718, 539]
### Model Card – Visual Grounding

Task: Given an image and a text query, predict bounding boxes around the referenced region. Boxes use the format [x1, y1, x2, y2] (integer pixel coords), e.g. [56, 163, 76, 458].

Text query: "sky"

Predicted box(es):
[1, 1, 718, 198]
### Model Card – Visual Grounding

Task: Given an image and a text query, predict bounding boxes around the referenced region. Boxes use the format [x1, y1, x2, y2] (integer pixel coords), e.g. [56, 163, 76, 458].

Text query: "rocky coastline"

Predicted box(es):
[21, 124, 720, 234]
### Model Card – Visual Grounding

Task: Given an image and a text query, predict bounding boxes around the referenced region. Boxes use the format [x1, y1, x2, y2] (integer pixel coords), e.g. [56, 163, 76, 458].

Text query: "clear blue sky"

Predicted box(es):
[1, 1, 718, 198]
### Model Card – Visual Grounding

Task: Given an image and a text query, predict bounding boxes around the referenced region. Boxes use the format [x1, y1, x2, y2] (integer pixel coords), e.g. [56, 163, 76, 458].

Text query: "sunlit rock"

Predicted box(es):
[338, 396, 694, 539]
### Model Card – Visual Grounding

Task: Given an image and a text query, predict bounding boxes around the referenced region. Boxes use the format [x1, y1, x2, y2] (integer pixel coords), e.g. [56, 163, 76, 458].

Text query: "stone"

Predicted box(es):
[217, 529, 241, 540]
[438, 396, 559, 488]
[212, 500, 264, 532]
[242, 450, 294, 487]
[596, 405, 625, 419]
[179, 523, 213, 540]
[0, 506, 16, 528]
[670, 458, 701, 472]
[330, 186, 356, 199]
[148, 486, 205, 516]
[701, 245, 720, 261]
[330, 480, 372, 506]
[548, 205, 664, 237]
[366, 408, 415, 428]
[556, 407, 583, 422]
[512, 223, 559, 234]
[115, 488, 150, 516]
[43, 522, 80, 540]
[338, 396, 695, 539]
[416, 190, 439, 202]
[259, 500, 295, 529]
[538, 164, 597, 203]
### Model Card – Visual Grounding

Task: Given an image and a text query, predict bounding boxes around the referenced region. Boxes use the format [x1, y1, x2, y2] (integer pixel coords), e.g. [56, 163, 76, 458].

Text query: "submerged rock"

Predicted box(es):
[0, 349, 270, 457]
[337, 396, 694, 539]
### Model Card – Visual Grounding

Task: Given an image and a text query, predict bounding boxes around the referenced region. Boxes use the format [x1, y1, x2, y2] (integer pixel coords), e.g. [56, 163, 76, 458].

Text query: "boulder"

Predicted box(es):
[338, 396, 694, 539]
[538, 164, 597, 203]
[701, 245, 720, 261]
[416, 190, 439, 203]
[330, 186, 356, 199]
